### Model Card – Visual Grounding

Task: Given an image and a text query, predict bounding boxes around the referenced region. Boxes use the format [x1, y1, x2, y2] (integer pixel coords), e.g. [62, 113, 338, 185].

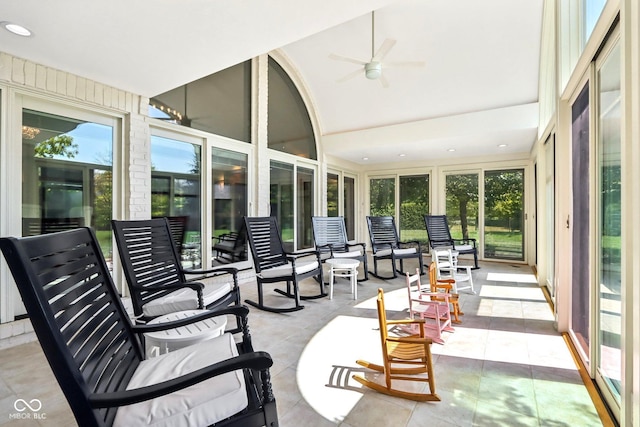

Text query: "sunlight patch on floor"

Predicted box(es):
[486, 272, 538, 284]
[479, 284, 546, 301]
[296, 315, 378, 423]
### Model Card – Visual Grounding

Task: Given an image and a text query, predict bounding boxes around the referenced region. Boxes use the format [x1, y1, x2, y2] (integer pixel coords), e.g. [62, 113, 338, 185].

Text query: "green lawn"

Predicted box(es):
[401, 225, 524, 260]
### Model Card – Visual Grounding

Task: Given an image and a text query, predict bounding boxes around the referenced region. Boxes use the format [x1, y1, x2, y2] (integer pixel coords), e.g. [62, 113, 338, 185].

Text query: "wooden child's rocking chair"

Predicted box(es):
[353, 288, 440, 402]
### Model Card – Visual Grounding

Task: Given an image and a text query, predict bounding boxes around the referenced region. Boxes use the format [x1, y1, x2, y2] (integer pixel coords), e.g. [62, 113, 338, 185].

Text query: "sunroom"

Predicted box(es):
[0, 0, 638, 425]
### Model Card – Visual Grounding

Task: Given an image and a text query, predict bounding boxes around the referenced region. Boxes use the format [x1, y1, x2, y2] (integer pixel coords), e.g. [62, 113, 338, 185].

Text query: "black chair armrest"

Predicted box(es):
[131, 305, 250, 334]
[131, 282, 203, 292]
[428, 239, 453, 248]
[346, 241, 366, 251]
[372, 242, 394, 253]
[88, 351, 273, 408]
[255, 254, 288, 265]
[182, 266, 239, 277]
[315, 243, 332, 252]
[285, 248, 318, 257]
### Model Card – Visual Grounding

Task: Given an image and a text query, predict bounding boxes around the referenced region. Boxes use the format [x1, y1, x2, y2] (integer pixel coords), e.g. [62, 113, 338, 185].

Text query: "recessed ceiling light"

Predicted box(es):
[498, 144, 508, 148]
[447, 148, 456, 152]
[399, 154, 406, 157]
[362, 157, 369, 161]
[1, 21, 32, 37]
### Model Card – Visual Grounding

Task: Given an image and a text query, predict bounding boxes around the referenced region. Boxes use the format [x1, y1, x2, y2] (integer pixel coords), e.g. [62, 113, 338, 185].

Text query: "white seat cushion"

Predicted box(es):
[374, 247, 417, 258]
[143, 282, 232, 318]
[332, 250, 363, 258]
[374, 248, 392, 257]
[114, 332, 247, 427]
[259, 260, 319, 279]
[393, 248, 417, 256]
[454, 244, 474, 251]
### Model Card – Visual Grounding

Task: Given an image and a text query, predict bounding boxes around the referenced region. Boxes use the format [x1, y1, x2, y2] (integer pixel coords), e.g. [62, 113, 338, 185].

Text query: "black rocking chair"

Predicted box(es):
[311, 216, 369, 281]
[0, 228, 278, 427]
[112, 218, 242, 327]
[366, 216, 424, 279]
[244, 216, 325, 313]
[424, 214, 479, 269]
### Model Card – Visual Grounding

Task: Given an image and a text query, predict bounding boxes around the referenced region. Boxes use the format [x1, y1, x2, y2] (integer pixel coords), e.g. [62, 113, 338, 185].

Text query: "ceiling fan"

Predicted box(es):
[329, 11, 425, 88]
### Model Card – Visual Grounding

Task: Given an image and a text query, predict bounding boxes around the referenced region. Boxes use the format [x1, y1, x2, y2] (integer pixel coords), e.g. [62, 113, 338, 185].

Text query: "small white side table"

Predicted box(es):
[326, 258, 360, 300]
[145, 309, 227, 357]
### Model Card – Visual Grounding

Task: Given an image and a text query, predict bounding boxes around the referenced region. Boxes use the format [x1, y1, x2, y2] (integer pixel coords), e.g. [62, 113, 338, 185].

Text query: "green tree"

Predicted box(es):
[399, 175, 429, 229]
[34, 135, 79, 158]
[370, 178, 395, 216]
[446, 174, 478, 239]
[484, 170, 523, 232]
[93, 169, 112, 230]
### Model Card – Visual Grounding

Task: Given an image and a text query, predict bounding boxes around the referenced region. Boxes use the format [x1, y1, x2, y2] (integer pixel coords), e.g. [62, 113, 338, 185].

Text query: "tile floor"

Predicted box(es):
[0, 259, 605, 426]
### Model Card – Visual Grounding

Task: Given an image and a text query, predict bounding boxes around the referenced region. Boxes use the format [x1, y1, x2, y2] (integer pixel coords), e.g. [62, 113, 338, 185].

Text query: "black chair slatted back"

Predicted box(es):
[424, 215, 454, 247]
[244, 217, 288, 272]
[22, 217, 86, 236]
[311, 216, 348, 252]
[367, 216, 399, 250]
[112, 219, 186, 317]
[153, 215, 188, 256]
[0, 228, 141, 427]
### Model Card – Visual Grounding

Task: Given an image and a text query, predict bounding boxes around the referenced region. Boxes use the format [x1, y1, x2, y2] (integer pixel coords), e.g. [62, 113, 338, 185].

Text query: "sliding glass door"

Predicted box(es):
[484, 169, 525, 261]
[595, 38, 621, 413]
[369, 174, 429, 250]
[270, 160, 316, 251]
[445, 173, 479, 243]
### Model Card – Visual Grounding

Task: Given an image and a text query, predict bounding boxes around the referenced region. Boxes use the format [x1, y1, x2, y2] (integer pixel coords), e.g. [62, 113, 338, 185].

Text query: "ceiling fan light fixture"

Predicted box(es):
[365, 62, 382, 80]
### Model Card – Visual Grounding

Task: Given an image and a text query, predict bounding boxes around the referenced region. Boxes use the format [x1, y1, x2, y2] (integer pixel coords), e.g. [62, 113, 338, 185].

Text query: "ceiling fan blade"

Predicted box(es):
[379, 74, 390, 88]
[372, 38, 396, 62]
[329, 53, 367, 66]
[336, 68, 364, 83]
[384, 61, 426, 68]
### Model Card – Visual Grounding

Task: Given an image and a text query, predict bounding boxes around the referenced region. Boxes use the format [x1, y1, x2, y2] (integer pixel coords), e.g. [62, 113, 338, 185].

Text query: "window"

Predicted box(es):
[268, 57, 317, 159]
[149, 61, 251, 142]
[151, 135, 202, 267]
[211, 148, 247, 242]
[344, 176, 356, 240]
[369, 174, 429, 250]
[445, 173, 479, 243]
[399, 175, 429, 248]
[369, 178, 395, 217]
[297, 167, 315, 249]
[596, 40, 621, 407]
[22, 109, 113, 261]
[327, 173, 339, 217]
[484, 169, 525, 261]
[583, 0, 607, 47]
[270, 161, 294, 251]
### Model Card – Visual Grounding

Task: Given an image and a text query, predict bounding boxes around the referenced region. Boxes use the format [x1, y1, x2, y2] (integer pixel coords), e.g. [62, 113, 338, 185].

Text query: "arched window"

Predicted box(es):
[267, 57, 317, 159]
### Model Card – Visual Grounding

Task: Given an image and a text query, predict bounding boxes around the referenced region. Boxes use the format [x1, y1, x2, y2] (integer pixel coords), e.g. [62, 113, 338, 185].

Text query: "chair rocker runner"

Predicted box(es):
[424, 214, 479, 269]
[405, 269, 454, 344]
[244, 216, 325, 313]
[112, 218, 242, 328]
[0, 228, 278, 427]
[353, 288, 440, 402]
[311, 216, 368, 281]
[366, 216, 424, 279]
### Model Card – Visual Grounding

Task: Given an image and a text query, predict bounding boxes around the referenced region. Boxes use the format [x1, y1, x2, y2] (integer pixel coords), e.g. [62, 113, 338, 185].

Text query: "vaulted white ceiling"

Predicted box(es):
[0, 0, 543, 165]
